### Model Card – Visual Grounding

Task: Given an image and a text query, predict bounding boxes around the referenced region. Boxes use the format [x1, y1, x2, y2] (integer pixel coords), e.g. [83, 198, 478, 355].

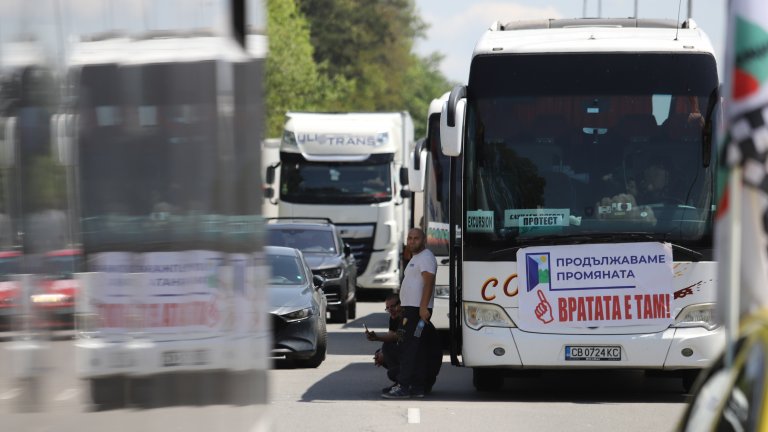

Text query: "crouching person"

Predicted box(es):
[366, 294, 404, 393]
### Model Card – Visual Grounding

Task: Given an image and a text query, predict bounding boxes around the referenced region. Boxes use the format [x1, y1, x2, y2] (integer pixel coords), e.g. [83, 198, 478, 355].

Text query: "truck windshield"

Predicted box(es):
[280, 155, 393, 204]
[463, 53, 719, 260]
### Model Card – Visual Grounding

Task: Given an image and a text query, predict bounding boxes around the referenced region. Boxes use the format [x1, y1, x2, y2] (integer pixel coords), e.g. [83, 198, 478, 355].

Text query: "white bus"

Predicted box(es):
[439, 18, 723, 392]
[410, 92, 452, 333]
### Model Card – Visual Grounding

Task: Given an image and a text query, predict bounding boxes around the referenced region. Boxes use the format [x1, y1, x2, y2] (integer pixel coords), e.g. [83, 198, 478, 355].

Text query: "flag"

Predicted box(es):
[715, 0, 768, 326]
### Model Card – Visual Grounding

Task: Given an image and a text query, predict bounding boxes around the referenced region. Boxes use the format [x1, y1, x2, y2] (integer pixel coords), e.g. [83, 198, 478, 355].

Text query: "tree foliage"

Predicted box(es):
[266, 0, 454, 138]
[265, 0, 352, 137]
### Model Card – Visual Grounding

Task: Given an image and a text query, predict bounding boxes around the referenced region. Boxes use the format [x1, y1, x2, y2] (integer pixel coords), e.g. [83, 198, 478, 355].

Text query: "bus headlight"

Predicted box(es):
[672, 303, 719, 331]
[435, 285, 450, 299]
[464, 301, 516, 330]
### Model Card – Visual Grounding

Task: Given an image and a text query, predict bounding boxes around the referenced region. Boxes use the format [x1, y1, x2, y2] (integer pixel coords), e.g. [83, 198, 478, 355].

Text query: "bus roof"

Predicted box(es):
[473, 18, 716, 58]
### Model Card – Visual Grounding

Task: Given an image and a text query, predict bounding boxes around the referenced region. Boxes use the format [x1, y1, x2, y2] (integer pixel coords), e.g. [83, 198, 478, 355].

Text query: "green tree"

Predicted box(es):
[265, 0, 352, 137]
[403, 52, 454, 137]
[291, 0, 454, 136]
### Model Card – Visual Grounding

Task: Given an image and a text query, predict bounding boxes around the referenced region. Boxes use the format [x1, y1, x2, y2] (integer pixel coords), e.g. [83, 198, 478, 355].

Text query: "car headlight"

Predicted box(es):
[672, 303, 719, 331]
[316, 267, 342, 279]
[464, 301, 516, 330]
[281, 307, 313, 322]
[435, 285, 450, 299]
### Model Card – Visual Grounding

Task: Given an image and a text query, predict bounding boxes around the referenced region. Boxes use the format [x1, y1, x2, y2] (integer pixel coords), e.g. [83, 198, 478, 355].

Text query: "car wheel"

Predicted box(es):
[329, 303, 348, 324]
[296, 317, 327, 368]
[348, 298, 357, 319]
[473, 368, 503, 392]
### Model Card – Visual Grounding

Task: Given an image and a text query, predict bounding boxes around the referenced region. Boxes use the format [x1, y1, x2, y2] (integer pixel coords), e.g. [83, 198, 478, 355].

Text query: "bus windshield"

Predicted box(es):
[280, 154, 392, 204]
[463, 53, 719, 260]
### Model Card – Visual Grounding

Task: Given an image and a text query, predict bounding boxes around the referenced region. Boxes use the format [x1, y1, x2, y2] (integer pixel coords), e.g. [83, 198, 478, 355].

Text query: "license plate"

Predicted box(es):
[162, 349, 209, 367]
[107, 351, 135, 368]
[565, 345, 621, 361]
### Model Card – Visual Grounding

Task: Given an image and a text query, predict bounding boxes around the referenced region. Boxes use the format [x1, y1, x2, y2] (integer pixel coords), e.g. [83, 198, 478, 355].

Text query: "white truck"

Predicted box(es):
[265, 112, 414, 292]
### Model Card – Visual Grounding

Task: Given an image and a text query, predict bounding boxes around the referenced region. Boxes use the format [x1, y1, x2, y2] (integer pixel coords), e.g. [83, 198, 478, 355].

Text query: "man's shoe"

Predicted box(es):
[381, 384, 411, 399]
[410, 386, 425, 398]
[381, 383, 398, 394]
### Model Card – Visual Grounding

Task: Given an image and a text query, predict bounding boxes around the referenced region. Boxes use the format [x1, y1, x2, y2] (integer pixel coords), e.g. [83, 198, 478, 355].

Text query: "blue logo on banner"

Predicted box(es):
[526, 253, 551, 292]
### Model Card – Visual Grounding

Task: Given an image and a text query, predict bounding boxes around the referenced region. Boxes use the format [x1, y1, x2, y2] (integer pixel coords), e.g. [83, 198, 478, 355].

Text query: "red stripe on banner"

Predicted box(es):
[733, 68, 760, 100]
[715, 186, 730, 220]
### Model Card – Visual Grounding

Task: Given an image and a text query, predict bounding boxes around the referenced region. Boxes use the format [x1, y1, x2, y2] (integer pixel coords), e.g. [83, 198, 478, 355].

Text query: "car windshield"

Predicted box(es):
[268, 229, 337, 254]
[267, 254, 306, 285]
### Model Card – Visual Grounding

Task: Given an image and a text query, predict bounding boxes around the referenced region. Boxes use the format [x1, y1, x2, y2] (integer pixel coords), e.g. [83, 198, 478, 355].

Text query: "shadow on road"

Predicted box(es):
[292, 360, 688, 403]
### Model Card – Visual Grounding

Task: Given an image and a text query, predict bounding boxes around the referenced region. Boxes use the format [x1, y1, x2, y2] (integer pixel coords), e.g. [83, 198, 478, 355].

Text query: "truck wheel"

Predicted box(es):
[473, 368, 503, 392]
[330, 303, 348, 324]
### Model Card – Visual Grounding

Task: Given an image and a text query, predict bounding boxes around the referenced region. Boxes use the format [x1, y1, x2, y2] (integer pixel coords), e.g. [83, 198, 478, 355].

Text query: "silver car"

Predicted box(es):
[267, 246, 328, 368]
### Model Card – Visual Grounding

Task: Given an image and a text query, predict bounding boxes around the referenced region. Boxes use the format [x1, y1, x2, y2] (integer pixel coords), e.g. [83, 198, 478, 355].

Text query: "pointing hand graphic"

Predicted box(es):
[535, 289, 554, 324]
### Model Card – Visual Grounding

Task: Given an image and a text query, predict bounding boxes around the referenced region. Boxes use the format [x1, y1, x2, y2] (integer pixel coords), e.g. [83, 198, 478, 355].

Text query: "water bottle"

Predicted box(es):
[414, 319, 426, 338]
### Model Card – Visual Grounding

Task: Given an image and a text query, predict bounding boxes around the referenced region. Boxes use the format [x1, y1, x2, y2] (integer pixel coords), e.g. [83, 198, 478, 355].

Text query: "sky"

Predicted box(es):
[412, 0, 729, 83]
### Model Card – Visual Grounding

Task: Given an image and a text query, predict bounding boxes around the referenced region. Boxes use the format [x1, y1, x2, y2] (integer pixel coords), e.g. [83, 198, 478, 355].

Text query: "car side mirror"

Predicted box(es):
[312, 274, 326, 289]
[343, 243, 352, 257]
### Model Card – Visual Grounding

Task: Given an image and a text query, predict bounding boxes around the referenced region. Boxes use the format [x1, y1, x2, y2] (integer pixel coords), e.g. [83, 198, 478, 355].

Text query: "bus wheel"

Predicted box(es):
[472, 368, 503, 392]
[90, 377, 125, 410]
[681, 369, 700, 394]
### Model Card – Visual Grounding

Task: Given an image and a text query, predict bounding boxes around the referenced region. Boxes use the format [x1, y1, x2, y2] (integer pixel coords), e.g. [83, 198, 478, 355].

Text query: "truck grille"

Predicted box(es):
[345, 238, 374, 273]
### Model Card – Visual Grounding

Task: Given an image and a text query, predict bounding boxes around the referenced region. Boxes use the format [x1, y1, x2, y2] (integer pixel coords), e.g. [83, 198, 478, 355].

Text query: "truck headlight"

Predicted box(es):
[435, 285, 450, 299]
[464, 301, 516, 330]
[672, 303, 719, 331]
[373, 259, 392, 274]
[281, 131, 299, 151]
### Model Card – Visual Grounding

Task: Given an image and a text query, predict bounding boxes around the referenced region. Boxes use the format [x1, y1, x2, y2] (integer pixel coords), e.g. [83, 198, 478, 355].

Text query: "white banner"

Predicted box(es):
[516, 242, 673, 329]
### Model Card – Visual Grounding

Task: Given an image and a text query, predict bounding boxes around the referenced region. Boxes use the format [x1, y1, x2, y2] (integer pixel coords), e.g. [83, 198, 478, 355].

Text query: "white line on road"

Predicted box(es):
[407, 407, 421, 424]
[55, 388, 80, 401]
[0, 388, 20, 400]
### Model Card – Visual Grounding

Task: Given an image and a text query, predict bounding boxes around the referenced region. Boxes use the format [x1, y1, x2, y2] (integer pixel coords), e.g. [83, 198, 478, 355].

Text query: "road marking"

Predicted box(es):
[0, 388, 20, 400]
[407, 407, 421, 424]
[55, 388, 80, 401]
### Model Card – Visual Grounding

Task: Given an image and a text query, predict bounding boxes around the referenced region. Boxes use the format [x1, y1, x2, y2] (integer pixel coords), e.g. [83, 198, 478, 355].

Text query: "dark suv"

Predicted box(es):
[266, 219, 358, 323]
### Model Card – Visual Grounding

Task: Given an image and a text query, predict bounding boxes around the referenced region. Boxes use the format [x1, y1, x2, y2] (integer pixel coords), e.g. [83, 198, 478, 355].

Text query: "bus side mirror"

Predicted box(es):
[400, 189, 412, 199]
[265, 165, 276, 185]
[399, 166, 409, 186]
[264, 187, 274, 199]
[441, 85, 466, 157]
[409, 140, 427, 192]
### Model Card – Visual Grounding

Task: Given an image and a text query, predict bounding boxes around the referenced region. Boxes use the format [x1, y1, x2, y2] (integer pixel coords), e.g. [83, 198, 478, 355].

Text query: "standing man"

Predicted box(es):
[382, 228, 437, 399]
